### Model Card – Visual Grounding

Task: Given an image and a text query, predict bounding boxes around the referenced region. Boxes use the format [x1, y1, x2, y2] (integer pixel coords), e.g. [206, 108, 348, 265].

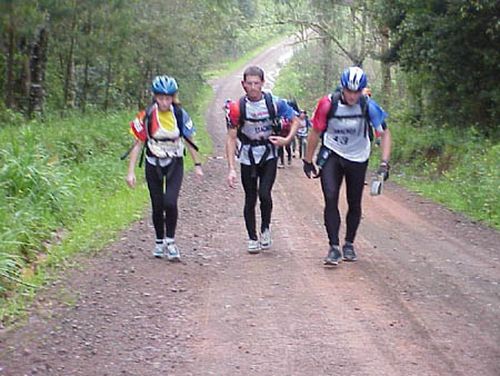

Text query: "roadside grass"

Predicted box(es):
[0, 111, 152, 323]
[390, 122, 499, 228]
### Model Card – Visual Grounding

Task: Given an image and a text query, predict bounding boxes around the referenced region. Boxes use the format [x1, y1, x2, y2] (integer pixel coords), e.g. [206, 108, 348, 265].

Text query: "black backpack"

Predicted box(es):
[326, 89, 373, 142]
[237, 91, 281, 138]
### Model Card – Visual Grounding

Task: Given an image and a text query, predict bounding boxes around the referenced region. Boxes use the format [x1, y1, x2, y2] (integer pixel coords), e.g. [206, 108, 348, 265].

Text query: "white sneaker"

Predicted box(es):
[247, 239, 261, 254]
[260, 229, 272, 250]
[153, 243, 164, 258]
[165, 241, 181, 262]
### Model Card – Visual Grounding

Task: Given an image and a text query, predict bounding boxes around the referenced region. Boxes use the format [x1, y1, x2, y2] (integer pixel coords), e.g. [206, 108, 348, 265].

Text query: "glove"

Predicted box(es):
[377, 161, 390, 181]
[302, 160, 318, 179]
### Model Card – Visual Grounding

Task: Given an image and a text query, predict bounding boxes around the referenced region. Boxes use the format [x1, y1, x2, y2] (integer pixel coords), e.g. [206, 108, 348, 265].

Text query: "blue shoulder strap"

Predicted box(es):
[173, 104, 198, 151]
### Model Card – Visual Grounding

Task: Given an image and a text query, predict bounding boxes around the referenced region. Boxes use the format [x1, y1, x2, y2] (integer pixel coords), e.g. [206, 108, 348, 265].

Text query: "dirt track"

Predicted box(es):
[1, 40, 499, 376]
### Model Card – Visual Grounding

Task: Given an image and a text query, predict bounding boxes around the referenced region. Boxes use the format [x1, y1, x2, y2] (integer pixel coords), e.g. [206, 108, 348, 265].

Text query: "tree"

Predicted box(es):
[377, 0, 500, 134]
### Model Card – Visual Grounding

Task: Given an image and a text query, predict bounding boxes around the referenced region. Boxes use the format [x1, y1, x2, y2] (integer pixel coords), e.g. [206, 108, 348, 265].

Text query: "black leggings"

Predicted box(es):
[240, 158, 278, 240]
[320, 152, 368, 246]
[278, 145, 292, 164]
[145, 158, 184, 240]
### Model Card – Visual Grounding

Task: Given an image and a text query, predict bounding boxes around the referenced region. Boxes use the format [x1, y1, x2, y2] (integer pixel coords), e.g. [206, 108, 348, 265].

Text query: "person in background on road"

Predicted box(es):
[223, 98, 233, 129]
[296, 108, 311, 159]
[302, 66, 392, 266]
[277, 116, 293, 168]
[226, 66, 299, 254]
[126, 75, 203, 262]
[286, 99, 300, 158]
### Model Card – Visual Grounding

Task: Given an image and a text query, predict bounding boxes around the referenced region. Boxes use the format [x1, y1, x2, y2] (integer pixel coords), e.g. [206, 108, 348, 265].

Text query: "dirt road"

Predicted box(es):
[1, 40, 499, 376]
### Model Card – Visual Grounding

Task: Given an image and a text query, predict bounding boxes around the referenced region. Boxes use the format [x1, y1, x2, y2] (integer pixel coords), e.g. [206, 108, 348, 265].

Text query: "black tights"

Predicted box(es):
[240, 158, 278, 240]
[320, 152, 368, 246]
[145, 158, 184, 240]
[278, 145, 292, 164]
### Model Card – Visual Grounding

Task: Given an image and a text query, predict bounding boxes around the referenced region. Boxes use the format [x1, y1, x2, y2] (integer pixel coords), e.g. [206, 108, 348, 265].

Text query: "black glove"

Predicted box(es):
[377, 161, 390, 181]
[302, 160, 318, 179]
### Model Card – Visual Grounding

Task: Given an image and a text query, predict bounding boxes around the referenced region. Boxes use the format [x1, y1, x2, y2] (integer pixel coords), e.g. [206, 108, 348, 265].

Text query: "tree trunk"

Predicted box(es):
[380, 25, 391, 108]
[5, 22, 16, 109]
[82, 59, 89, 114]
[19, 37, 31, 112]
[81, 7, 93, 114]
[63, 34, 76, 109]
[63, 6, 78, 110]
[28, 27, 49, 117]
[103, 59, 112, 112]
[320, 37, 333, 93]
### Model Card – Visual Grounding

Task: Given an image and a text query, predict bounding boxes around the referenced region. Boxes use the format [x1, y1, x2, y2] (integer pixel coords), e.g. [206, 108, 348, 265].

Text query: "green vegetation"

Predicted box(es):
[0, 110, 145, 320]
[390, 117, 499, 228]
[0, 0, 289, 116]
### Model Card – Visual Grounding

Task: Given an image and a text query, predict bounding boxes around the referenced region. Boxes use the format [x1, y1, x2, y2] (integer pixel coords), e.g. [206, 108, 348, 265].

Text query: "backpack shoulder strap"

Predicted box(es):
[263, 91, 276, 120]
[172, 103, 184, 136]
[359, 94, 374, 141]
[238, 96, 246, 127]
[326, 91, 342, 121]
[144, 103, 156, 139]
[173, 103, 199, 151]
[359, 94, 369, 117]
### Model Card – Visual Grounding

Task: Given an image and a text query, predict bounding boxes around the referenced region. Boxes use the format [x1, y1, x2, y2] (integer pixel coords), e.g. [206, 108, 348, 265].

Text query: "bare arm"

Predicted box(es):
[186, 136, 204, 177]
[379, 128, 392, 163]
[126, 139, 143, 188]
[225, 127, 238, 188]
[304, 128, 321, 163]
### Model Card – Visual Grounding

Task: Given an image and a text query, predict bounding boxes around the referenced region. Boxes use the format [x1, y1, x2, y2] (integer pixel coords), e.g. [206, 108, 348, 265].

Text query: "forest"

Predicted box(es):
[0, 0, 498, 315]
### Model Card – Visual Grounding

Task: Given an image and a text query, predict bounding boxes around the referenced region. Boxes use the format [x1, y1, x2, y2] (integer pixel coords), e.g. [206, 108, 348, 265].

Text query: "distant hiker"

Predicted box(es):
[302, 67, 392, 266]
[126, 75, 203, 261]
[277, 117, 293, 168]
[225, 66, 299, 254]
[223, 98, 233, 129]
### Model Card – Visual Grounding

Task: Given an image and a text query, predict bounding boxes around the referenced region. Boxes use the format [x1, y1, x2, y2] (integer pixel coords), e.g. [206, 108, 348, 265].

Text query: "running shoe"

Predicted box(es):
[342, 243, 357, 262]
[165, 241, 181, 262]
[260, 228, 272, 250]
[153, 243, 164, 258]
[324, 245, 342, 266]
[248, 239, 261, 254]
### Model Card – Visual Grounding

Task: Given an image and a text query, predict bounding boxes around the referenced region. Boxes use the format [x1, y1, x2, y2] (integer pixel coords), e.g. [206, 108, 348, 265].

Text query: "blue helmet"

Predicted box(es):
[151, 75, 178, 95]
[340, 67, 367, 91]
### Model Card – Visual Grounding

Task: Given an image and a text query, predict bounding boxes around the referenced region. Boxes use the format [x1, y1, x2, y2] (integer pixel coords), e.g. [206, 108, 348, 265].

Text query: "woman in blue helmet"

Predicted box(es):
[302, 67, 392, 266]
[126, 75, 203, 261]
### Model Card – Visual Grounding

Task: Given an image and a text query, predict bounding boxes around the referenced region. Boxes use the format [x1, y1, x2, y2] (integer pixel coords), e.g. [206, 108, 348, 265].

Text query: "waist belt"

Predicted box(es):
[239, 134, 276, 177]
